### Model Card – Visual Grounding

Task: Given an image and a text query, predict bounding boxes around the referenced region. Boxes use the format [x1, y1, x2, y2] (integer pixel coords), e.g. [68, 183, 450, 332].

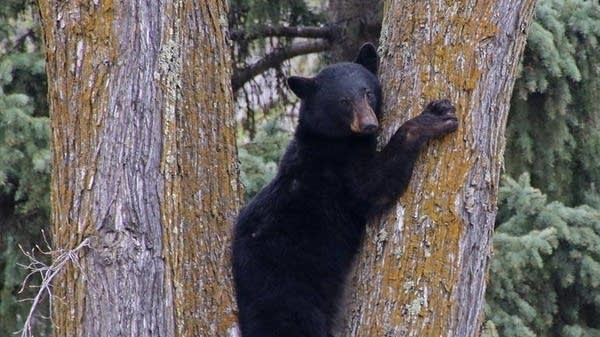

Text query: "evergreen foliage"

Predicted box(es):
[229, 0, 322, 33]
[485, 174, 600, 337]
[0, 0, 28, 29]
[0, 2, 48, 229]
[238, 114, 291, 201]
[486, 1, 600, 335]
[0, 5, 50, 336]
[505, 0, 600, 206]
[0, 61, 50, 224]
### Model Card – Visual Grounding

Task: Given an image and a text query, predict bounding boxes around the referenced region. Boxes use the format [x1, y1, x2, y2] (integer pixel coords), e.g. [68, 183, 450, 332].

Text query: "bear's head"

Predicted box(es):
[288, 43, 382, 138]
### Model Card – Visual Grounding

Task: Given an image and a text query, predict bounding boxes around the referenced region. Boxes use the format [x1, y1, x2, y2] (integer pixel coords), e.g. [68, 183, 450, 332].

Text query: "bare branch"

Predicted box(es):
[17, 235, 90, 337]
[229, 25, 338, 42]
[232, 39, 331, 92]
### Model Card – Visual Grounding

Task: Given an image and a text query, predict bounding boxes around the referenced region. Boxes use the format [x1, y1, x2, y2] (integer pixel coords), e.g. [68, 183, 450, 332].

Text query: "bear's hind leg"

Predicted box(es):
[241, 297, 329, 337]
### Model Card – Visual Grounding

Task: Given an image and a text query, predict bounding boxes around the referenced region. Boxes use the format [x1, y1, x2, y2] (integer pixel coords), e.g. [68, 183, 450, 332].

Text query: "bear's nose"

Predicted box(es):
[351, 101, 379, 134]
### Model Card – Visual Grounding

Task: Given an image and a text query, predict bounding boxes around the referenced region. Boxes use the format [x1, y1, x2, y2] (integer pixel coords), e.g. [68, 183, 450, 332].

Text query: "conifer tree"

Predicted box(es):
[487, 4, 600, 331]
[485, 174, 600, 337]
[505, 0, 600, 206]
[0, 4, 50, 335]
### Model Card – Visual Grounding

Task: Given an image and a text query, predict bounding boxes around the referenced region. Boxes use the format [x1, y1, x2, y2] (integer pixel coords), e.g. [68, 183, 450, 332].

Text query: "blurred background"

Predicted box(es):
[0, 0, 598, 336]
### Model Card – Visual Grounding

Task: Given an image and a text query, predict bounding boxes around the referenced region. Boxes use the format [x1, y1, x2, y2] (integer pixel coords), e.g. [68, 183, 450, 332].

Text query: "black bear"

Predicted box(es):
[232, 43, 458, 337]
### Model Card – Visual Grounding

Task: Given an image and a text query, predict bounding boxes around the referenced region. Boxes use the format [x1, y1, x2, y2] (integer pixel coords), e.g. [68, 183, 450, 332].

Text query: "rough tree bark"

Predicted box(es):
[344, 1, 536, 336]
[38, 1, 240, 337]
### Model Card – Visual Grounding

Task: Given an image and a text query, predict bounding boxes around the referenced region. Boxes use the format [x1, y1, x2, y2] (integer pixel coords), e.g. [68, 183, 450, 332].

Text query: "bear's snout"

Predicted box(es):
[351, 97, 379, 134]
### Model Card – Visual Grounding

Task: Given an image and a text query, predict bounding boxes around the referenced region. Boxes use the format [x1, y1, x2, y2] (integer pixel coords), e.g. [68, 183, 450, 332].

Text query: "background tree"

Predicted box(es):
[505, 0, 600, 206]
[326, 0, 382, 62]
[2, 0, 600, 336]
[0, 2, 50, 335]
[237, 115, 291, 200]
[485, 1, 600, 336]
[37, 1, 240, 337]
[485, 174, 600, 337]
[343, 1, 536, 336]
[228, 0, 383, 139]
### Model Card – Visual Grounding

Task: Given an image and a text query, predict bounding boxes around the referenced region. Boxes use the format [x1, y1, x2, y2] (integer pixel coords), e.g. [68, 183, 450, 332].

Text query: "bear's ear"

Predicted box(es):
[287, 76, 318, 99]
[355, 43, 378, 75]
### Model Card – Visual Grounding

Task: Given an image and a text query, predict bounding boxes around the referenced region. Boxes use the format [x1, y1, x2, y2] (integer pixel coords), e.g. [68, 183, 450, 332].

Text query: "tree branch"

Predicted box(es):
[232, 39, 332, 92]
[17, 233, 90, 337]
[230, 25, 338, 42]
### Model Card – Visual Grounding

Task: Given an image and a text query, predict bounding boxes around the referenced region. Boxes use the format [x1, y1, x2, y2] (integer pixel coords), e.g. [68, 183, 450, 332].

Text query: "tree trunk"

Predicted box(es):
[327, 0, 382, 62]
[344, 1, 536, 336]
[38, 1, 240, 337]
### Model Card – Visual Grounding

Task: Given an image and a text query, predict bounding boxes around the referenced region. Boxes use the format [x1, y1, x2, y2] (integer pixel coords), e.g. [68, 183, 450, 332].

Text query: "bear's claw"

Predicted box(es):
[423, 99, 456, 116]
[411, 99, 459, 138]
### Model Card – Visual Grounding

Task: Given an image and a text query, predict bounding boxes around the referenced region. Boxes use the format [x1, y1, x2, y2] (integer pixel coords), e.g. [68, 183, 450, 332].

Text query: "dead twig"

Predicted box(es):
[16, 232, 90, 337]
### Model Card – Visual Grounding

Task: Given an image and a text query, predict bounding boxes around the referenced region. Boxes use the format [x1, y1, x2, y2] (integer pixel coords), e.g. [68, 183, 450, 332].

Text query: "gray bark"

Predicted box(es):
[39, 1, 240, 336]
[343, 1, 537, 336]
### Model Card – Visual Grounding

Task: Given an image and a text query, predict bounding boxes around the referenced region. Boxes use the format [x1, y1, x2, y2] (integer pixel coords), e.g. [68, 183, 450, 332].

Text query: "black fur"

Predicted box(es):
[232, 43, 458, 337]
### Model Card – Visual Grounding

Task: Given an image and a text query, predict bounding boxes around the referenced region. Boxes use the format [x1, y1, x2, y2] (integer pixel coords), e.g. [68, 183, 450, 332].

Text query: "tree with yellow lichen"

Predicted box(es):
[342, 1, 537, 336]
[38, 1, 240, 337]
[35, 0, 538, 336]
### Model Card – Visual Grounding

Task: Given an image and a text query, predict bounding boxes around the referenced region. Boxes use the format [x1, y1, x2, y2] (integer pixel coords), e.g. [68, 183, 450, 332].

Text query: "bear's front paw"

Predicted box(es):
[423, 99, 455, 116]
[418, 99, 459, 137]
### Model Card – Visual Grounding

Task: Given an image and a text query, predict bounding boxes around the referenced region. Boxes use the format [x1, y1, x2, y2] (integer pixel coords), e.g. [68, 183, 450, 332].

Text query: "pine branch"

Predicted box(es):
[0, 28, 34, 56]
[229, 25, 338, 42]
[232, 39, 331, 91]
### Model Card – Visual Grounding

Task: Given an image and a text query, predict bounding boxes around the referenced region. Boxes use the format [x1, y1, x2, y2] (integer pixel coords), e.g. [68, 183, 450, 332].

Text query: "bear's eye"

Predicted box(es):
[366, 90, 375, 100]
[339, 98, 352, 108]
